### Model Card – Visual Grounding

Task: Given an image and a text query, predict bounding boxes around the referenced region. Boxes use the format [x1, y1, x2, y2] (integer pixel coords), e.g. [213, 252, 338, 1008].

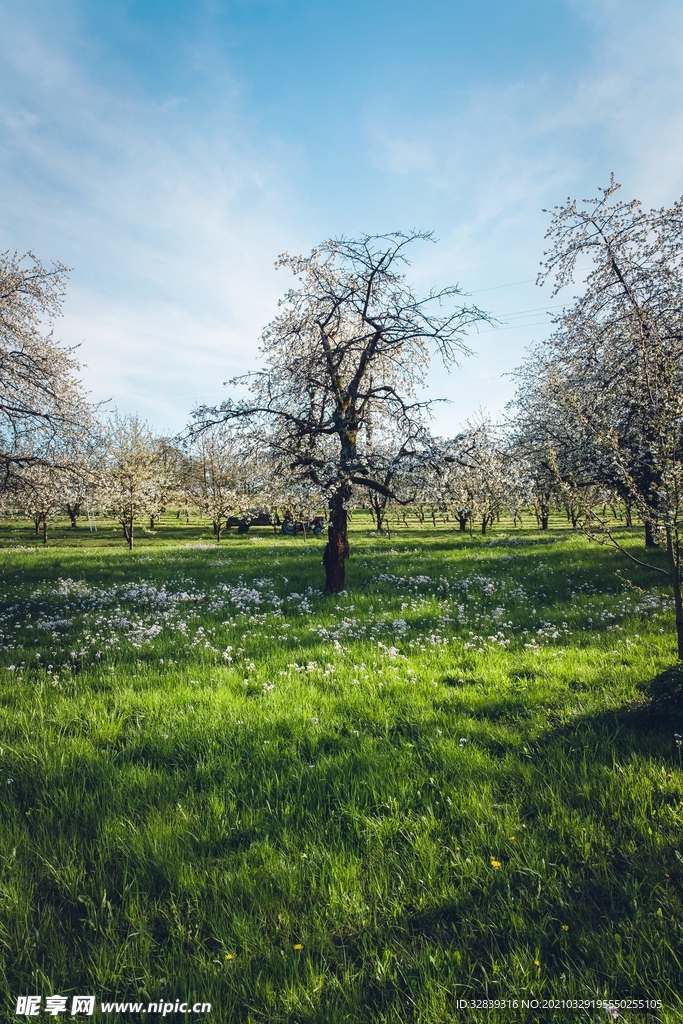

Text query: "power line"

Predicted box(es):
[495, 303, 563, 319]
[475, 319, 554, 334]
[470, 278, 536, 293]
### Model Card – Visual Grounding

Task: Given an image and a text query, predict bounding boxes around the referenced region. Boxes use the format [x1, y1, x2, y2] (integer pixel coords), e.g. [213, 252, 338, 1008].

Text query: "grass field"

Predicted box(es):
[1, 513, 682, 1023]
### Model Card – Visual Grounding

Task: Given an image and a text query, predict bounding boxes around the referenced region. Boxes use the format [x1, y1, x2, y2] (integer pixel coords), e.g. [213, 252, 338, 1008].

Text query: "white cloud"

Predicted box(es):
[1, 0, 682, 438]
[362, 0, 683, 433]
[0, 4, 306, 432]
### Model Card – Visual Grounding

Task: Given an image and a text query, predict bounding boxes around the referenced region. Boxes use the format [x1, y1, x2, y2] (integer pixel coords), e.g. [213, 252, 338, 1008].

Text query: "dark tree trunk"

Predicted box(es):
[541, 510, 549, 530]
[371, 495, 388, 534]
[323, 485, 350, 594]
[645, 521, 658, 547]
[34, 519, 40, 535]
[123, 517, 134, 550]
[625, 503, 633, 528]
[213, 519, 222, 541]
[42, 520, 48, 545]
[665, 525, 683, 660]
[459, 514, 468, 532]
[481, 516, 488, 534]
[66, 504, 79, 528]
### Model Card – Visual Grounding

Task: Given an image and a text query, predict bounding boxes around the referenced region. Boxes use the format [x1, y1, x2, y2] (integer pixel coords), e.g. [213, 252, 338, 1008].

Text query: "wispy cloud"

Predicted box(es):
[0, 4, 306, 430]
[362, 0, 683, 432]
[1, 0, 681, 436]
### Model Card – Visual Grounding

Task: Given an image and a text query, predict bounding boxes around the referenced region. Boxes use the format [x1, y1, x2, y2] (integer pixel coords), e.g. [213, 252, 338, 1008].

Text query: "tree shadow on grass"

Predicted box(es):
[638, 664, 683, 723]
[398, 673, 683, 1008]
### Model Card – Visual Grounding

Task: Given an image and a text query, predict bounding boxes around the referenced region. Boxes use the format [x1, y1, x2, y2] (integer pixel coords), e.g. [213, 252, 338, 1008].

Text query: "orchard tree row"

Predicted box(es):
[0, 405, 608, 547]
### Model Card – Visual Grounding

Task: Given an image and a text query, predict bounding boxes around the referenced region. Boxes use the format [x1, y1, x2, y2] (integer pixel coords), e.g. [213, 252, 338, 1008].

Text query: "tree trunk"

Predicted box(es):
[66, 504, 79, 528]
[674, 578, 683, 662]
[645, 521, 658, 547]
[458, 513, 468, 532]
[372, 497, 388, 534]
[123, 517, 134, 550]
[481, 516, 488, 534]
[624, 503, 633, 528]
[323, 485, 350, 594]
[42, 520, 48, 545]
[541, 511, 549, 530]
[665, 525, 683, 660]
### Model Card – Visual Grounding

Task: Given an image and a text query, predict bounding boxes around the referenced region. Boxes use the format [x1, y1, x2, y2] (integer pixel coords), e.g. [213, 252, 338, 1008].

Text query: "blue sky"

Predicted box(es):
[2, 0, 683, 436]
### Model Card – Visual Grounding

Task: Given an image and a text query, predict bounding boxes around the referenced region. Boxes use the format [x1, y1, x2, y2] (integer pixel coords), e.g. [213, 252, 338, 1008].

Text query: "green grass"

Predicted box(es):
[1, 513, 682, 1022]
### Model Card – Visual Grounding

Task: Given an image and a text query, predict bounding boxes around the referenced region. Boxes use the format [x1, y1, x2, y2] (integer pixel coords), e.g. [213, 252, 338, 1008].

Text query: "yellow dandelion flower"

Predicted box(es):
[561, 925, 569, 931]
[534, 960, 540, 967]
[490, 858, 502, 868]
[225, 954, 233, 960]
[293, 943, 304, 950]
[508, 836, 515, 841]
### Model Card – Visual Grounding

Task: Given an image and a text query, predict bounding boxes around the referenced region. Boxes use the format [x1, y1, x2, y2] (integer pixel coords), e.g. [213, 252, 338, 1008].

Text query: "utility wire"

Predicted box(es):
[470, 278, 536, 293]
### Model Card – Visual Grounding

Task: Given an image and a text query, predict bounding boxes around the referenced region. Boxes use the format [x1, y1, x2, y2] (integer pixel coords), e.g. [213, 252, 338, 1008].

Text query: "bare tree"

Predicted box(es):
[200, 232, 490, 592]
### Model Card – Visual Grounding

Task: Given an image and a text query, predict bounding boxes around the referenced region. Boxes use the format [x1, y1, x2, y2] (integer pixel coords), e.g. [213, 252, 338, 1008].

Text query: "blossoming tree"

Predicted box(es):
[200, 232, 490, 592]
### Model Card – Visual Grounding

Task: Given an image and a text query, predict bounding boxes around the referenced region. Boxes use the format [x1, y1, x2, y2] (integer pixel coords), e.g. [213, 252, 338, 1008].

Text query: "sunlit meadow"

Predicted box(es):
[1, 513, 682, 1022]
